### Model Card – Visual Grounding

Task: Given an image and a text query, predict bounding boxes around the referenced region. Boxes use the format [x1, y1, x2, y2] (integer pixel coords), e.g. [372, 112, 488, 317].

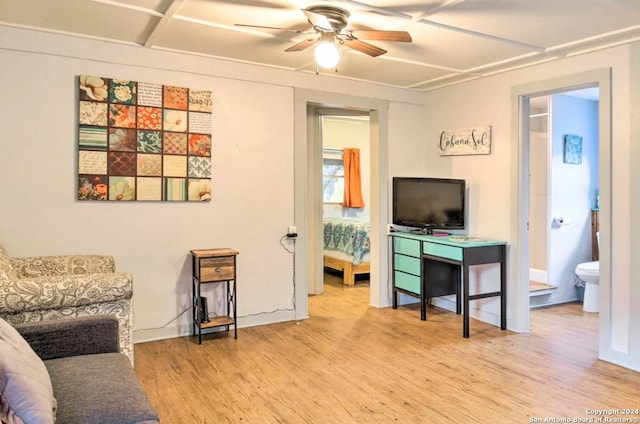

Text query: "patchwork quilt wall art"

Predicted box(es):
[77, 75, 213, 201]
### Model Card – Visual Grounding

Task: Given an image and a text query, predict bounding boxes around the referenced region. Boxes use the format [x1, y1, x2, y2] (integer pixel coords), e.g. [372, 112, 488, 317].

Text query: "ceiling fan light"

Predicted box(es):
[314, 41, 340, 69]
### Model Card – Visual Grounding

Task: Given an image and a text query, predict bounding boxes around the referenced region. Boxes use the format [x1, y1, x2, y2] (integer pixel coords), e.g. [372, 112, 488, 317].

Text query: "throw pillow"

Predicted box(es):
[0, 245, 19, 282]
[0, 318, 57, 424]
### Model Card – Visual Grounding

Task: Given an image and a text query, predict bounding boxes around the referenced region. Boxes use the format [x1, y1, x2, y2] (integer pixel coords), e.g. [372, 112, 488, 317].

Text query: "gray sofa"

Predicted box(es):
[13, 315, 159, 424]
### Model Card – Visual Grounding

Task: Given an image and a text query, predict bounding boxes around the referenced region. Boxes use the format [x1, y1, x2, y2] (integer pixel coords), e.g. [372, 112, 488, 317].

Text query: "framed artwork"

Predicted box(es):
[77, 75, 213, 201]
[563, 134, 583, 165]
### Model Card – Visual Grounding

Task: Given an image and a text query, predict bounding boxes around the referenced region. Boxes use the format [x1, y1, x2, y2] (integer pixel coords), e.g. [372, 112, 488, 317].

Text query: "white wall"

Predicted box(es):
[423, 44, 638, 371]
[0, 25, 426, 342]
[385, 101, 441, 306]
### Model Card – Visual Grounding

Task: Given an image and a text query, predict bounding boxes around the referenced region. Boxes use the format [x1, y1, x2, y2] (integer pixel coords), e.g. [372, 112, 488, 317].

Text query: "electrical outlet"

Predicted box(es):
[288, 225, 297, 234]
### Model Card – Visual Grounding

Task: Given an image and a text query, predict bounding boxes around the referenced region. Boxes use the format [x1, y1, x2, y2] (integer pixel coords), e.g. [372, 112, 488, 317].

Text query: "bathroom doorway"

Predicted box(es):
[512, 68, 612, 358]
[528, 88, 600, 309]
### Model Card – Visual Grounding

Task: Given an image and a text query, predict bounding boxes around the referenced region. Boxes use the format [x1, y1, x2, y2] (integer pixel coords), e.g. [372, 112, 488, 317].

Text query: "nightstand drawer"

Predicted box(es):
[198, 257, 235, 282]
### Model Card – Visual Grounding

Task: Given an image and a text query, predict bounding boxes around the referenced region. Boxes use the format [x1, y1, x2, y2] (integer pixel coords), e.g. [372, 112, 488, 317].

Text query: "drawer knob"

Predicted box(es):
[215, 267, 221, 272]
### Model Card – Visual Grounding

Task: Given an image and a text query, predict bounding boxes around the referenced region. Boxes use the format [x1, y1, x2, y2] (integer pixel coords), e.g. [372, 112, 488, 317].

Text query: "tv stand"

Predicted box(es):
[390, 232, 507, 338]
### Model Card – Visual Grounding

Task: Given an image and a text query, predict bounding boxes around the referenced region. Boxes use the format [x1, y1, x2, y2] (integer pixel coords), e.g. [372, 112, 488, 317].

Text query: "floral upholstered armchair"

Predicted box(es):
[0, 244, 134, 364]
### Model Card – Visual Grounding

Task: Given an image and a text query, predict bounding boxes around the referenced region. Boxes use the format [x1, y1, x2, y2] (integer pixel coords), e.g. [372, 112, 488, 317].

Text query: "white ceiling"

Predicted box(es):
[2, 0, 640, 91]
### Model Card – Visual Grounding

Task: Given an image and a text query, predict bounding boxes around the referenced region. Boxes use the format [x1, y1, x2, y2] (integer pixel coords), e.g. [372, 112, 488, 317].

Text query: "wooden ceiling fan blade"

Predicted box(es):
[302, 9, 333, 31]
[343, 39, 387, 57]
[285, 38, 319, 52]
[349, 30, 412, 42]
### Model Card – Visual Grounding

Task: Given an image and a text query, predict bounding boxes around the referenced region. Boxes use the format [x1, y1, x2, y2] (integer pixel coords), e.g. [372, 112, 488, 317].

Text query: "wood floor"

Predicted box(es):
[134, 273, 640, 423]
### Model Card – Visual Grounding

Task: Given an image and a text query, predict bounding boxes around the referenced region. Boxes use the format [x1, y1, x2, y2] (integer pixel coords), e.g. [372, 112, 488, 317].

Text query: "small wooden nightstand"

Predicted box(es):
[190, 248, 239, 344]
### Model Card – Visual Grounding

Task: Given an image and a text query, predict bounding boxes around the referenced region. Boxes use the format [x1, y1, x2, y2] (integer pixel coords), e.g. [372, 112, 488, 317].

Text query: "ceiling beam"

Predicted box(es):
[89, 0, 163, 17]
[144, 0, 184, 48]
[326, 0, 551, 54]
[547, 24, 640, 53]
[324, 0, 413, 20]
[416, 18, 548, 53]
[416, 0, 469, 19]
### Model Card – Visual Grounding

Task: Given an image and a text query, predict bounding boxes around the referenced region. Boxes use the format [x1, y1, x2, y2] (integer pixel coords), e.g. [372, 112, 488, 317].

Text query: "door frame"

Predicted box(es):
[312, 108, 372, 295]
[510, 68, 612, 358]
[293, 88, 390, 319]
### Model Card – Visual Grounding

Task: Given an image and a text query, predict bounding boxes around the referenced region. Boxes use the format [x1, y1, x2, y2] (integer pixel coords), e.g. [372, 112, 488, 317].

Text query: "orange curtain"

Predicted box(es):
[342, 148, 365, 208]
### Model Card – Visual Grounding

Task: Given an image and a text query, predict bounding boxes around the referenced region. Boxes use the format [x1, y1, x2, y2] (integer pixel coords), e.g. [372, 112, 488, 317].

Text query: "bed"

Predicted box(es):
[323, 217, 371, 286]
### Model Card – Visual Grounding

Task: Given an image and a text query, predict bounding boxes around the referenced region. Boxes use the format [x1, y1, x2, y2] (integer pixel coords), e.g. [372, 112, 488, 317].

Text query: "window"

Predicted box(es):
[323, 149, 344, 203]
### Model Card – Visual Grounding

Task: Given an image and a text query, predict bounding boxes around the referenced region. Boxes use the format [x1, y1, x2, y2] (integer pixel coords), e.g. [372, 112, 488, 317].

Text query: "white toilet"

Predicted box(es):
[575, 232, 600, 313]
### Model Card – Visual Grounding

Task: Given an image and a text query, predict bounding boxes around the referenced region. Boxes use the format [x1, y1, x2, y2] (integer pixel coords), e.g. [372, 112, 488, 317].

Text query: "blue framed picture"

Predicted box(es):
[563, 134, 583, 165]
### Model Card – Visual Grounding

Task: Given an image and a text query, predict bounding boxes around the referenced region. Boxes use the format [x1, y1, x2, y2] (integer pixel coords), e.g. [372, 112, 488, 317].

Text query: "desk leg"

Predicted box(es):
[463, 264, 470, 338]
[420, 289, 426, 321]
[455, 265, 462, 315]
[392, 288, 398, 309]
[420, 259, 426, 321]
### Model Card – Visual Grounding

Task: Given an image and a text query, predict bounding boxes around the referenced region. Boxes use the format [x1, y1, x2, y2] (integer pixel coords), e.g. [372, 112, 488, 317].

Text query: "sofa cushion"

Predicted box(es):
[0, 273, 133, 314]
[0, 318, 56, 424]
[0, 245, 19, 283]
[9, 255, 116, 278]
[45, 353, 158, 424]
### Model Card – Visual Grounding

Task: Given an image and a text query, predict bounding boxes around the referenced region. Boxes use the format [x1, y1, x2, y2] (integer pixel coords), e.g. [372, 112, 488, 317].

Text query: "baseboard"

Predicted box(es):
[133, 309, 298, 344]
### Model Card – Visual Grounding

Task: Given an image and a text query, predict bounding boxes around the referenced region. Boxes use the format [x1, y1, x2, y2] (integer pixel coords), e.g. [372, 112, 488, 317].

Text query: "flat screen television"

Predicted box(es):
[392, 177, 466, 234]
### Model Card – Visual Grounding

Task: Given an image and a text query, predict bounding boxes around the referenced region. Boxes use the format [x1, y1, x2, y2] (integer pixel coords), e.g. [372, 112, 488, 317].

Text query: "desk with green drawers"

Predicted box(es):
[391, 232, 507, 338]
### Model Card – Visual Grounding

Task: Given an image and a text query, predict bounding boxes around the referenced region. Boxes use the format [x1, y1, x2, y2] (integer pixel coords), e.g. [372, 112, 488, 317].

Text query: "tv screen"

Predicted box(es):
[392, 177, 466, 233]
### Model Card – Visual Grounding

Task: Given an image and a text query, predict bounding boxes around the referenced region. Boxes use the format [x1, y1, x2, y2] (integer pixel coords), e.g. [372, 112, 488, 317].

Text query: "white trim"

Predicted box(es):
[294, 89, 389, 315]
[511, 68, 612, 359]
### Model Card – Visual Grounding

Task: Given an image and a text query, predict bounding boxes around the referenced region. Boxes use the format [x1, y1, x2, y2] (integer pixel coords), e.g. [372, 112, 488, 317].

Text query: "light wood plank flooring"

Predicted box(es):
[134, 274, 639, 423]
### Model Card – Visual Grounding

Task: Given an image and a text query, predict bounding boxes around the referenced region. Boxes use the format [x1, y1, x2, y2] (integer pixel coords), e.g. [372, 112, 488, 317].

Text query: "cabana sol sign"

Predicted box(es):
[438, 126, 492, 156]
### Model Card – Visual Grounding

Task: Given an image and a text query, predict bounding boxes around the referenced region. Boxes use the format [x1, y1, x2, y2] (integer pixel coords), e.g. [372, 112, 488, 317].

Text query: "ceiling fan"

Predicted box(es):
[236, 5, 412, 58]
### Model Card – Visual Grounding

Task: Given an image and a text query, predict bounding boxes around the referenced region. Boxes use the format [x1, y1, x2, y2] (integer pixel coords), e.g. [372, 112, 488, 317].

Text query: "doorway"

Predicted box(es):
[528, 89, 600, 309]
[319, 112, 372, 295]
[511, 69, 611, 358]
[292, 89, 390, 321]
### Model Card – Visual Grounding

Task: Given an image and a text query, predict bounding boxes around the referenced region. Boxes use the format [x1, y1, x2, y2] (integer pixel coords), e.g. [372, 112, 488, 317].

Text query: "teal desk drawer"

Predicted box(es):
[394, 237, 421, 257]
[423, 243, 463, 261]
[394, 271, 421, 295]
[394, 254, 421, 276]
